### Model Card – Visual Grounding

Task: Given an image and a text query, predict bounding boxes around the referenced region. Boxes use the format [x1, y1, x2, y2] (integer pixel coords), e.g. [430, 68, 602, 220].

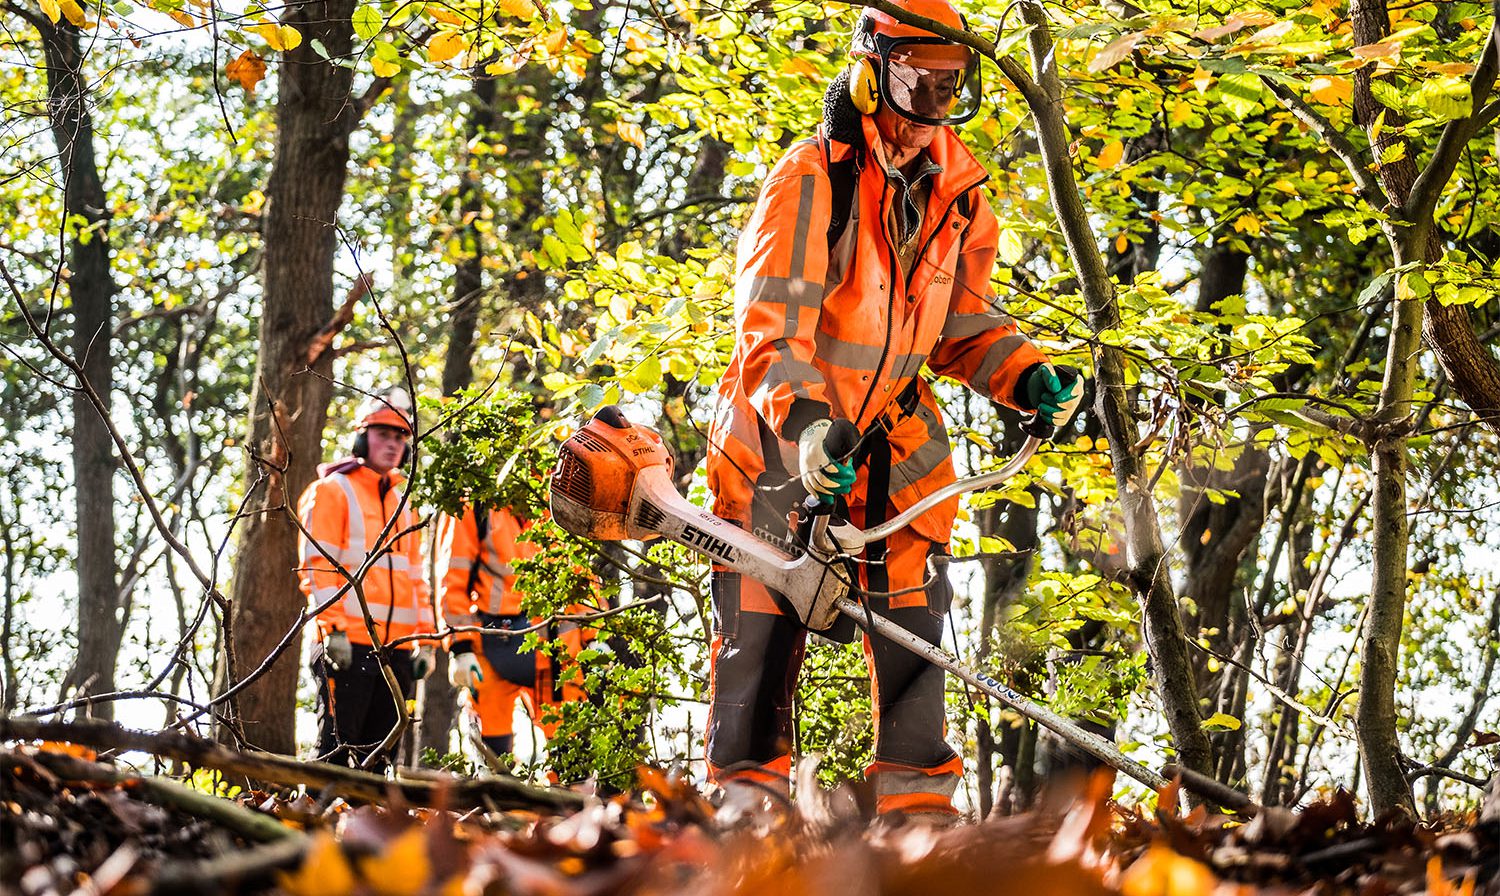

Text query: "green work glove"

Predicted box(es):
[1023, 364, 1084, 428]
[409, 645, 434, 680]
[448, 643, 484, 694]
[797, 418, 857, 503]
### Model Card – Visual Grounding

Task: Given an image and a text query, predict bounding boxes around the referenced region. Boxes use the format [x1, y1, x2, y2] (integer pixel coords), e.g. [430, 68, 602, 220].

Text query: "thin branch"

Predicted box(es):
[1263, 79, 1392, 215]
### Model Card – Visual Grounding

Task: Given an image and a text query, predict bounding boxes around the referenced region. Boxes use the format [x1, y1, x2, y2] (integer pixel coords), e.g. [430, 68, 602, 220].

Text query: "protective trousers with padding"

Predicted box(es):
[706, 528, 961, 812]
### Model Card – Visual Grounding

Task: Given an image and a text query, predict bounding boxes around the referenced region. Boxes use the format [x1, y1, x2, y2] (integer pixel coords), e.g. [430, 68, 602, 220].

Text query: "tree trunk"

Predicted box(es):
[419, 66, 500, 762]
[1020, 1, 1211, 777]
[38, 16, 122, 719]
[214, 0, 360, 754]
[1348, 0, 1442, 817]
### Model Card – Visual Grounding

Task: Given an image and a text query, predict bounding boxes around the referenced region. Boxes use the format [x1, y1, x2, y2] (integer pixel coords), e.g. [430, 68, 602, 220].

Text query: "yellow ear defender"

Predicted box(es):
[849, 56, 879, 114]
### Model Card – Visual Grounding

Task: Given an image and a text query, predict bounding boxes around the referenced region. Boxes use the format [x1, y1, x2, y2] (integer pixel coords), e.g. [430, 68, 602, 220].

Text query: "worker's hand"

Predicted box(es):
[797, 419, 857, 502]
[409, 645, 434, 680]
[1023, 364, 1084, 428]
[448, 645, 485, 693]
[323, 630, 352, 672]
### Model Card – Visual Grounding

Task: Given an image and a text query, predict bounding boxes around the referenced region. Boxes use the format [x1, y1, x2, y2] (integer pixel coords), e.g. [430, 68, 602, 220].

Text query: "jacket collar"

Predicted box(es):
[849, 115, 986, 203]
[318, 456, 406, 488]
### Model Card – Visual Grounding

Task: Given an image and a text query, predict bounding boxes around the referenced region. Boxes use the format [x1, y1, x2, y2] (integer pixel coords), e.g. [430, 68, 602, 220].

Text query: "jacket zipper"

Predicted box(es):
[908, 172, 989, 293]
[851, 176, 902, 430]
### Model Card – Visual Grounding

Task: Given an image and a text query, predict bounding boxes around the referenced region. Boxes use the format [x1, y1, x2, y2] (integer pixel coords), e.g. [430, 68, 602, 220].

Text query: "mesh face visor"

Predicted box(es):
[877, 37, 981, 126]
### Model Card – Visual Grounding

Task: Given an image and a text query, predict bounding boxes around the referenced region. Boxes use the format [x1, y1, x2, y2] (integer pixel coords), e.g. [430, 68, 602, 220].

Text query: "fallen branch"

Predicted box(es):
[16, 749, 299, 844]
[1, 717, 585, 812]
[1162, 763, 1262, 817]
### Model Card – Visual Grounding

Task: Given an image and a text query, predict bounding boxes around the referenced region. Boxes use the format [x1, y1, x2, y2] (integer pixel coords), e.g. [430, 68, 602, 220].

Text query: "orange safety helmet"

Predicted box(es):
[355, 387, 415, 434]
[847, 0, 982, 126]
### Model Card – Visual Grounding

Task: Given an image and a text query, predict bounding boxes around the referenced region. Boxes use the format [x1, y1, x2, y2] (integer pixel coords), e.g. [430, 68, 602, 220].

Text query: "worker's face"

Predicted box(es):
[364, 424, 410, 474]
[874, 103, 937, 166]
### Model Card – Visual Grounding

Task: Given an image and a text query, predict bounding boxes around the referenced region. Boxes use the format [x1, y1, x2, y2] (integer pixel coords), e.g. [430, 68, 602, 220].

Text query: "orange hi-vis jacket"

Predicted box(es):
[297, 459, 435, 648]
[435, 506, 540, 648]
[707, 115, 1047, 545]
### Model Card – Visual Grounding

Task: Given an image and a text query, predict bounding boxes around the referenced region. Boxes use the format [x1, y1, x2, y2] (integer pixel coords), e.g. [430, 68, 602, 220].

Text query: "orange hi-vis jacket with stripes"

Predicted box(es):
[707, 115, 1047, 545]
[435, 506, 541, 650]
[297, 459, 435, 648]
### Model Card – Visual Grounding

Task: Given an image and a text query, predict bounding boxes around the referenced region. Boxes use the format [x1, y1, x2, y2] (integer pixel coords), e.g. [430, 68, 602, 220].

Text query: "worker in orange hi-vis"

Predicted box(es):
[704, 0, 1085, 820]
[435, 503, 594, 762]
[297, 387, 437, 771]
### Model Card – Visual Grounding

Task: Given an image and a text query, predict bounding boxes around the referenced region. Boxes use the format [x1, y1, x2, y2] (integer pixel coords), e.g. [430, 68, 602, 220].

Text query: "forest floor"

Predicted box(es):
[2, 730, 1497, 896]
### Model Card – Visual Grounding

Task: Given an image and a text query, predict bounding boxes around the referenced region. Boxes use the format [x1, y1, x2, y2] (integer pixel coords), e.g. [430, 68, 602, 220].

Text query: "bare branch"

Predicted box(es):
[1263, 79, 1392, 216]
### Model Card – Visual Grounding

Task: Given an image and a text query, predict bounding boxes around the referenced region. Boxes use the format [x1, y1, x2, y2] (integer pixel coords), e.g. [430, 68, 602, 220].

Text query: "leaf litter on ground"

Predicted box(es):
[2, 742, 1497, 895]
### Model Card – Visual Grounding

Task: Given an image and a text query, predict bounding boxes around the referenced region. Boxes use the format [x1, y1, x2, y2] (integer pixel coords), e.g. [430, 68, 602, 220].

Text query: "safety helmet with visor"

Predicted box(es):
[849, 0, 981, 127]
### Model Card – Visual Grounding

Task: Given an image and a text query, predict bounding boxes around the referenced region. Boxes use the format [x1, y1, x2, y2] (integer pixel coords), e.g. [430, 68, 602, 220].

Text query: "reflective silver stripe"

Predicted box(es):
[331, 474, 366, 562]
[818, 335, 885, 372]
[971, 333, 1031, 395]
[448, 611, 480, 627]
[788, 174, 817, 280]
[740, 275, 823, 309]
[447, 557, 473, 572]
[342, 596, 427, 626]
[872, 768, 961, 798]
[557, 621, 581, 635]
[889, 404, 951, 489]
[310, 586, 340, 606]
[942, 311, 1013, 339]
[755, 353, 821, 400]
[301, 539, 344, 563]
[890, 353, 925, 381]
[383, 555, 413, 573]
[485, 576, 508, 613]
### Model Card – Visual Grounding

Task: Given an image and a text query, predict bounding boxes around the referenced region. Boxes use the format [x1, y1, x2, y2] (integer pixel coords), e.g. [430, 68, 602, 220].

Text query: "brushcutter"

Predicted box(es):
[549, 405, 1170, 793]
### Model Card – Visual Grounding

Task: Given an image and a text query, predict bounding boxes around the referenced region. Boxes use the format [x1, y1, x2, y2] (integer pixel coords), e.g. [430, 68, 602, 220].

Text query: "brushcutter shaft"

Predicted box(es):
[832, 594, 1171, 792]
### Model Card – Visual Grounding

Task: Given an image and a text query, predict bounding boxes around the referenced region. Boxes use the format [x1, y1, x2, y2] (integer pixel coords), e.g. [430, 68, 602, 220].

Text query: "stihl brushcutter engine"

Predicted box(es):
[550, 405, 1171, 793]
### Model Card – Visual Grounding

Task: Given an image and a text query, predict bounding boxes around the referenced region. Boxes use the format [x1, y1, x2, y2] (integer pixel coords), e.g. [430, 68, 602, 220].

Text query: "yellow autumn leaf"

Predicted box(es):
[497, 0, 536, 18]
[358, 828, 431, 896]
[623, 23, 652, 51]
[1120, 845, 1220, 896]
[372, 55, 400, 77]
[1170, 100, 1193, 125]
[250, 23, 302, 51]
[39, 0, 60, 22]
[1192, 66, 1212, 94]
[1095, 139, 1124, 169]
[425, 3, 464, 26]
[617, 121, 645, 148]
[168, 8, 195, 27]
[278, 832, 356, 896]
[543, 26, 569, 54]
[427, 31, 464, 63]
[58, 0, 86, 26]
[1114, 233, 1129, 254]
[780, 57, 821, 79]
[1309, 74, 1351, 105]
[1232, 213, 1263, 237]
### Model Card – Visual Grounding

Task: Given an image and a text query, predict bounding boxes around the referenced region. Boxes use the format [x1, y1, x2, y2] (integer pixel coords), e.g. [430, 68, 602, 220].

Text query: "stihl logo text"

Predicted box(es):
[682, 524, 737, 563]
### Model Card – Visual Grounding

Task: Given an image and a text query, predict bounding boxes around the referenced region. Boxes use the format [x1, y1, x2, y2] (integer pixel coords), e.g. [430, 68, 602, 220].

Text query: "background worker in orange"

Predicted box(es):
[705, 0, 1083, 818]
[436, 503, 591, 760]
[298, 387, 436, 771]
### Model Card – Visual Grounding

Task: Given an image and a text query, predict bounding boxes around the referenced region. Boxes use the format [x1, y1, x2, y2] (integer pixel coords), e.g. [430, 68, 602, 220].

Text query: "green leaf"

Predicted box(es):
[1218, 72, 1264, 119]
[352, 4, 381, 40]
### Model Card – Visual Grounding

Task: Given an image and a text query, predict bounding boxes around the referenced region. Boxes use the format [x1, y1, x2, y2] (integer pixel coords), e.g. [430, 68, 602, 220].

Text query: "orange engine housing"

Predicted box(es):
[550, 406, 673, 541]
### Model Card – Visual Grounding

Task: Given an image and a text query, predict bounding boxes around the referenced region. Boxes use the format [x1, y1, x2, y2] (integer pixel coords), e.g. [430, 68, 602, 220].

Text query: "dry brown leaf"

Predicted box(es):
[225, 50, 267, 93]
